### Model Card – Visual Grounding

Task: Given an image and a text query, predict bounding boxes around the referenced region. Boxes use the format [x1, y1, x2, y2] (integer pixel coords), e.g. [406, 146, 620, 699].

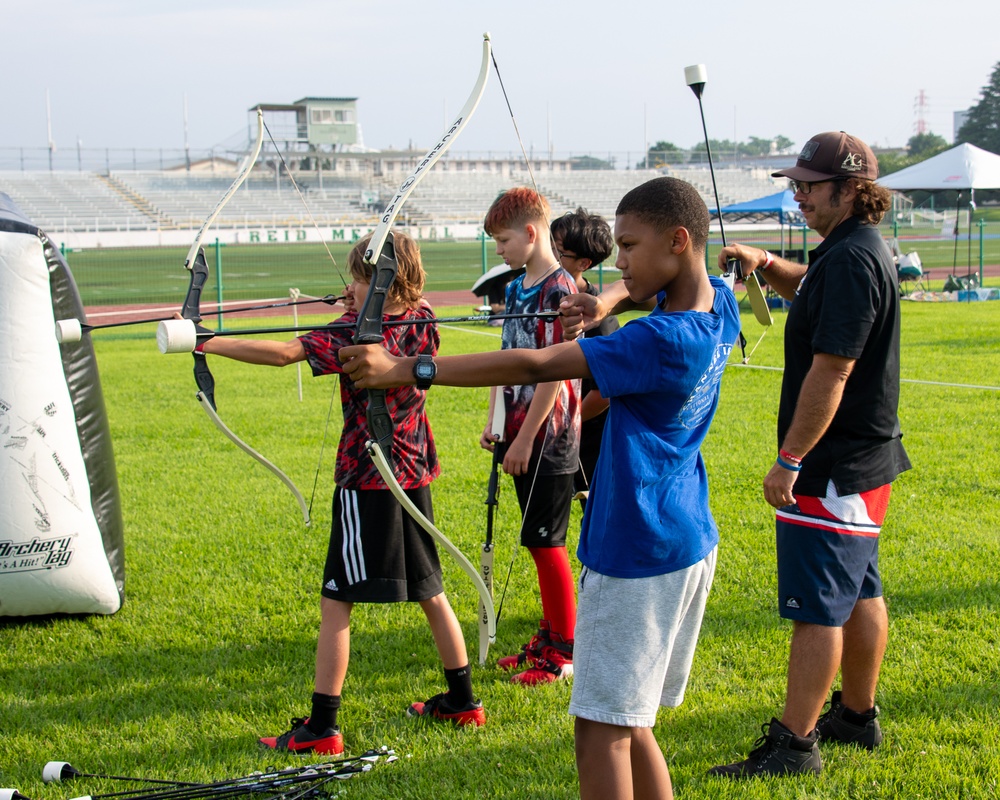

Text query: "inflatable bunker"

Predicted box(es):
[0, 193, 124, 617]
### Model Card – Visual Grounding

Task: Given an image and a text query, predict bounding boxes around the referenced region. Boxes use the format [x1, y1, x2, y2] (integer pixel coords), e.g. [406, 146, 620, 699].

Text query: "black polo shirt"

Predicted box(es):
[779, 215, 911, 495]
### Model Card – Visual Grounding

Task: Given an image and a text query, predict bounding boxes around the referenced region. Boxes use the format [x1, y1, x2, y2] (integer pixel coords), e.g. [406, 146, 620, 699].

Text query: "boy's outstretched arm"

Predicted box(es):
[171, 311, 307, 367]
[201, 335, 306, 367]
[340, 340, 590, 390]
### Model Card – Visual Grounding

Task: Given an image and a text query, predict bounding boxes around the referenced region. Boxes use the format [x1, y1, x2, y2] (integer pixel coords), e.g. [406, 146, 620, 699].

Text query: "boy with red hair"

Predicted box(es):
[481, 187, 581, 685]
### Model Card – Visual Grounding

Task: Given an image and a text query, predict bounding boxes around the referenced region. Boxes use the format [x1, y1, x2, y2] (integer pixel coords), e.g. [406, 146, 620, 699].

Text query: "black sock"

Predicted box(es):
[307, 692, 341, 733]
[443, 665, 474, 708]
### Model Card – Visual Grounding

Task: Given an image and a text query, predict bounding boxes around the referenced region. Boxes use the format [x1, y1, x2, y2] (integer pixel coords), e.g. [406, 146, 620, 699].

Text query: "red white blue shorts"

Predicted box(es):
[775, 480, 892, 627]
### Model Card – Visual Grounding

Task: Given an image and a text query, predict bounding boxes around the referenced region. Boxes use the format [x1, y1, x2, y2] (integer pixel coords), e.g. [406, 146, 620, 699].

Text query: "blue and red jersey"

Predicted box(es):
[501, 268, 581, 475]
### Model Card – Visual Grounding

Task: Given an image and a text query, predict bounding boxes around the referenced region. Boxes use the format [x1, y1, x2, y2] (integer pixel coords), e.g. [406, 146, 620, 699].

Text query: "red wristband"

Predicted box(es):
[779, 448, 802, 464]
[761, 251, 775, 271]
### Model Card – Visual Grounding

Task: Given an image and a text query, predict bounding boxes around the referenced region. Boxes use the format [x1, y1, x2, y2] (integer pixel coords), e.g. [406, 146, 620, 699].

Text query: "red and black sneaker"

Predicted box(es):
[510, 631, 574, 686]
[497, 620, 551, 671]
[407, 693, 486, 727]
[258, 716, 343, 755]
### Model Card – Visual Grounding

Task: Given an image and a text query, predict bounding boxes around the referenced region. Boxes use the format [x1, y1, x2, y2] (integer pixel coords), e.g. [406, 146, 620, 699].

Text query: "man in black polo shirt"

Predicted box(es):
[709, 131, 911, 778]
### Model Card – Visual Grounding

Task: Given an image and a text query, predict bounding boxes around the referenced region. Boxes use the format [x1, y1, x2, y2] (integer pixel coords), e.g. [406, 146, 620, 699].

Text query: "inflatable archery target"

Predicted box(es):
[0, 194, 124, 616]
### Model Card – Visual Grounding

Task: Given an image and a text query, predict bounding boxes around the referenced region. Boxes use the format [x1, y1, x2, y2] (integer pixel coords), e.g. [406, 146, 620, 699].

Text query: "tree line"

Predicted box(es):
[622, 61, 1000, 177]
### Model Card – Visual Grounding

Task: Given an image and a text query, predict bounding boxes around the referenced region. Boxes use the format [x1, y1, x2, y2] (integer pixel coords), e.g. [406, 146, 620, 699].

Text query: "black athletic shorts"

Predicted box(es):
[512, 470, 574, 548]
[321, 485, 444, 603]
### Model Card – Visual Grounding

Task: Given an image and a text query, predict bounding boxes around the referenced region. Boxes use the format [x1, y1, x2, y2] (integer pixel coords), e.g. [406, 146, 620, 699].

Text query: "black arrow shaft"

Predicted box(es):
[200, 311, 562, 339]
[78, 296, 345, 335]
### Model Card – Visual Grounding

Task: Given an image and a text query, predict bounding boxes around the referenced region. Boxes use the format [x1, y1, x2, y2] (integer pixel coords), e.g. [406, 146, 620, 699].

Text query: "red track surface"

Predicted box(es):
[81, 290, 486, 327]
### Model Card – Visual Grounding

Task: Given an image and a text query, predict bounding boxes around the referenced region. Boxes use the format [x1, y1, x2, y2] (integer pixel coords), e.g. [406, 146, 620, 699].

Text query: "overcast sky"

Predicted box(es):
[3, 0, 997, 159]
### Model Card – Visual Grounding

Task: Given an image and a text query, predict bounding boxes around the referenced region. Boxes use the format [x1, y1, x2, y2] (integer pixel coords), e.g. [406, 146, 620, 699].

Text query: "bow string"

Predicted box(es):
[353, 33, 497, 664]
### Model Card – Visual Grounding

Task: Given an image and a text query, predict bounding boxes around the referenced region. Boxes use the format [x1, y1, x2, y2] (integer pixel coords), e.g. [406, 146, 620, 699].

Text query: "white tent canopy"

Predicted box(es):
[878, 143, 1000, 191]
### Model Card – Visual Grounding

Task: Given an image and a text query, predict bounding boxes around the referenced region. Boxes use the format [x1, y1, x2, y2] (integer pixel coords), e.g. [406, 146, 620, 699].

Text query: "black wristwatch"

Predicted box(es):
[413, 354, 437, 389]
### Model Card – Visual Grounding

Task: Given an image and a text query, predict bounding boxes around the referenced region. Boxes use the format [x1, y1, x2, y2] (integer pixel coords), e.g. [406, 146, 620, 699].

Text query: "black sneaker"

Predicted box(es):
[258, 716, 343, 755]
[816, 691, 882, 750]
[709, 718, 822, 778]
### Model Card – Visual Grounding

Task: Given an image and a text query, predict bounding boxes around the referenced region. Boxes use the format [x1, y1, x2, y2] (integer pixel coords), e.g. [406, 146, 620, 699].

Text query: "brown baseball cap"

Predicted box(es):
[772, 131, 878, 182]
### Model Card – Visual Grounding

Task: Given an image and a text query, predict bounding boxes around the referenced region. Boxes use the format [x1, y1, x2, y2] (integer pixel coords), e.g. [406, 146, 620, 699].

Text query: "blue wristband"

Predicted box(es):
[775, 456, 802, 472]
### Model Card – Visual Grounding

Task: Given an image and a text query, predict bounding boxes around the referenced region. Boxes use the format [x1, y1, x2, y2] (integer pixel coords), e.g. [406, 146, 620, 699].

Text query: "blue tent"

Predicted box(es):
[718, 188, 807, 264]
[718, 189, 804, 225]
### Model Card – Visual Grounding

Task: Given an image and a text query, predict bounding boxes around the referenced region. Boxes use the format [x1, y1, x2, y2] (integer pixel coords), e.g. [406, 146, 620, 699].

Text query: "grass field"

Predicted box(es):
[2, 298, 999, 799]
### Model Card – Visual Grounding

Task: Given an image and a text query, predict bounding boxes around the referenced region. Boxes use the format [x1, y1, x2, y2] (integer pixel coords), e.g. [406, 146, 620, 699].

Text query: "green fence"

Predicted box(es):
[63, 239, 492, 310]
[704, 219, 1000, 289]
[61, 221, 1000, 313]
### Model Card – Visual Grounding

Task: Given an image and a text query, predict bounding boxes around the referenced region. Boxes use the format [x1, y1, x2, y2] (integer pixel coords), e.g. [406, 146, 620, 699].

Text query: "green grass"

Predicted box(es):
[2, 300, 999, 798]
[974, 208, 1000, 223]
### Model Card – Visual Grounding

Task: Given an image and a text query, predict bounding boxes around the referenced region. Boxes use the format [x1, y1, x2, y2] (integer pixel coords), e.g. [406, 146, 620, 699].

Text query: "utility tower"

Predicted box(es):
[913, 90, 928, 135]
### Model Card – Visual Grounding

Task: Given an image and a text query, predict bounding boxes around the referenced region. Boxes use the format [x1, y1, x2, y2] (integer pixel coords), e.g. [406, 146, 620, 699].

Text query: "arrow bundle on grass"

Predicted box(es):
[37, 749, 397, 800]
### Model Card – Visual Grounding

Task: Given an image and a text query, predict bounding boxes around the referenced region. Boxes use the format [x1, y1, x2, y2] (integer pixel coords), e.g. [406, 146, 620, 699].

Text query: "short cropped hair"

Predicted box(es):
[550, 207, 614, 265]
[833, 179, 893, 226]
[347, 232, 425, 307]
[616, 177, 709, 253]
[484, 186, 551, 236]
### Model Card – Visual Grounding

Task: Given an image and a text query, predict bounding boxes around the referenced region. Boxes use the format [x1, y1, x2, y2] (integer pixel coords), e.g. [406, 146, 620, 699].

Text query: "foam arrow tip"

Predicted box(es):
[1, 790, 34, 800]
[42, 762, 81, 783]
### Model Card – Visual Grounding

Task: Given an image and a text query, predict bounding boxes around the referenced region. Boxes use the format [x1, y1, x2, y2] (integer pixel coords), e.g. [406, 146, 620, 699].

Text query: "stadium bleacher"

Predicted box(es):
[0, 172, 154, 232]
[0, 165, 781, 233]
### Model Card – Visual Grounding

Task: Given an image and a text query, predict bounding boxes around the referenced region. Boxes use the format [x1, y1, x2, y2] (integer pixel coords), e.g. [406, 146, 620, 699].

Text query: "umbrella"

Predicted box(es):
[719, 189, 806, 260]
[471, 264, 524, 303]
[718, 189, 804, 225]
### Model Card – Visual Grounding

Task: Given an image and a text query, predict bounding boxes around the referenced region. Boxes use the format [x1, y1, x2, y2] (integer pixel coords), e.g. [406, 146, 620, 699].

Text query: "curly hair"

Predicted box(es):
[347, 232, 425, 308]
[833, 179, 893, 226]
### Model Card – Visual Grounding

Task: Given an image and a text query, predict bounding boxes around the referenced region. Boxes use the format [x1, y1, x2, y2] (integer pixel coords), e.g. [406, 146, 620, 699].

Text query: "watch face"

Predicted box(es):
[414, 357, 436, 384]
[415, 361, 435, 379]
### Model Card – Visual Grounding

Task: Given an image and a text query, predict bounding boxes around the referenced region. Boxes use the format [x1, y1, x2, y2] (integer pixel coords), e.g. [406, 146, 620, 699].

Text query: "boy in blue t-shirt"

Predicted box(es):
[341, 177, 741, 800]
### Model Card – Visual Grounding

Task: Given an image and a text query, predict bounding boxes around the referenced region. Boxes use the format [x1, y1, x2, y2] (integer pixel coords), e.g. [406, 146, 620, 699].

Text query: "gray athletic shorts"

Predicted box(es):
[568, 547, 717, 728]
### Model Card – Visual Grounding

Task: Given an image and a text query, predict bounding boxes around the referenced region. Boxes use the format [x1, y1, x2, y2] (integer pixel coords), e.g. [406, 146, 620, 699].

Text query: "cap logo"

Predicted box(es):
[799, 141, 820, 162]
[841, 152, 865, 172]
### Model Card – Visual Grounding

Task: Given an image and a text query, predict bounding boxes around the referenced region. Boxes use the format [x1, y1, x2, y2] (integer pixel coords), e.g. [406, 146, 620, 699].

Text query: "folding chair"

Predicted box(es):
[897, 251, 924, 295]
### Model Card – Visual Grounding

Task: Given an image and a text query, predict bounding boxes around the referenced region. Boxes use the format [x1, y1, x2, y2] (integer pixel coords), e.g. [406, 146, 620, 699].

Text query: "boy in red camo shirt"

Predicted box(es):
[196, 232, 484, 754]
[482, 187, 582, 685]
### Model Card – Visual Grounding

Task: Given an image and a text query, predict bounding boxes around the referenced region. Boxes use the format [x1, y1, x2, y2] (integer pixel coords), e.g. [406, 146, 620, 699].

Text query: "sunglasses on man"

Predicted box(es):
[788, 177, 847, 195]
